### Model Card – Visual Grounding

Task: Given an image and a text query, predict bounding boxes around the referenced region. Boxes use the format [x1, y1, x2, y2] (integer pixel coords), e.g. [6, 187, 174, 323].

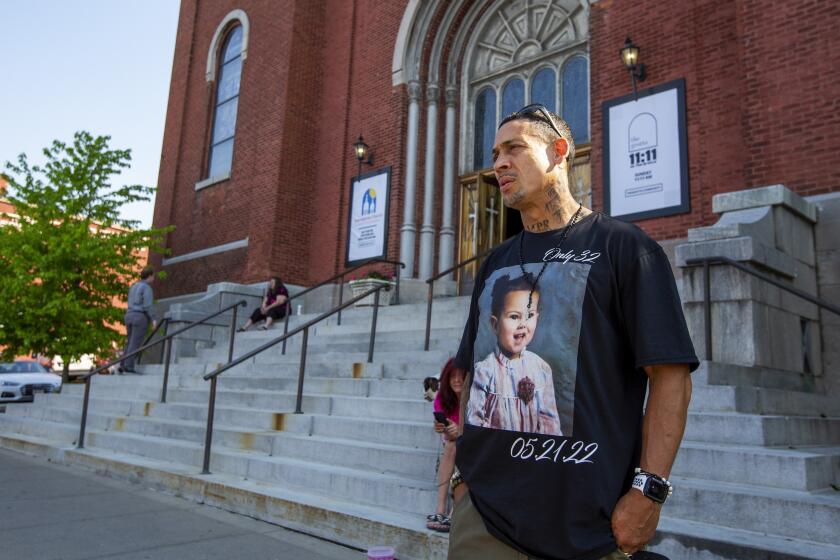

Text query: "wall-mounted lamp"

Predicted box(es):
[352, 134, 374, 178]
[620, 37, 646, 96]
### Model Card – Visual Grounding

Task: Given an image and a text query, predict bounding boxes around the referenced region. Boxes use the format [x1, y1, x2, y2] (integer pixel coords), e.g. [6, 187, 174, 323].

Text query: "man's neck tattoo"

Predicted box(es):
[518, 203, 583, 311]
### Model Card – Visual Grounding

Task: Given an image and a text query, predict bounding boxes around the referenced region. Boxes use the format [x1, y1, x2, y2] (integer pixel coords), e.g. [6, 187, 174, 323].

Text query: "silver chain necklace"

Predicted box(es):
[518, 203, 583, 312]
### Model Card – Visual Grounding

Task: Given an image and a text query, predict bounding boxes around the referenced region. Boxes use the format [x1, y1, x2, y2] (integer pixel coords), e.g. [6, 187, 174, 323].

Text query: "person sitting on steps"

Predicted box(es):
[238, 276, 290, 331]
[426, 358, 464, 533]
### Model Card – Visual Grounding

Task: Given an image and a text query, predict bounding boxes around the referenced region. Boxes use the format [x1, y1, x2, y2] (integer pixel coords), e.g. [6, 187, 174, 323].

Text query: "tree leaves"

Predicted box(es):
[0, 132, 172, 365]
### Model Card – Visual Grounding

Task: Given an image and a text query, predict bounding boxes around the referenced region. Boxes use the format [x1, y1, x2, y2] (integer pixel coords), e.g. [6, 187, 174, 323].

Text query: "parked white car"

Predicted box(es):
[0, 361, 62, 403]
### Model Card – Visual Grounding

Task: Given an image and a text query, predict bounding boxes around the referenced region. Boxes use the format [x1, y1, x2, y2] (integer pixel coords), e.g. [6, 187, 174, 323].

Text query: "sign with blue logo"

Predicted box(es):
[347, 167, 391, 265]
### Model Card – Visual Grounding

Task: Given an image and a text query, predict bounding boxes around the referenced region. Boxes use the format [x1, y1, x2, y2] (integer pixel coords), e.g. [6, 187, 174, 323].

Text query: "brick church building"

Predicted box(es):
[150, 0, 840, 298]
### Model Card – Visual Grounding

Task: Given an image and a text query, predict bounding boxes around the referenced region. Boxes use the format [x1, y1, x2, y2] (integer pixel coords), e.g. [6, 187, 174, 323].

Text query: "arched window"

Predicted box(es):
[473, 87, 497, 170]
[463, 1, 589, 172]
[501, 78, 525, 119]
[530, 67, 557, 113]
[562, 56, 589, 143]
[207, 26, 243, 179]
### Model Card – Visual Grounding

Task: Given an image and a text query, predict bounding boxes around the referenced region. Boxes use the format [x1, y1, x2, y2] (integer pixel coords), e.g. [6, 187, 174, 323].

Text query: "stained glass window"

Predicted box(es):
[208, 26, 243, 178]
[473, 88, 497, 170]
[562, 56, 589, 143]
[501, 78, 525, 119]
[530, 67, 556, 113]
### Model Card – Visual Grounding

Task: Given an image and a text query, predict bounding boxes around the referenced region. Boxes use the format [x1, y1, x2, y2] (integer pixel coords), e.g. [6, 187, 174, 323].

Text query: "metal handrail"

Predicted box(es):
[684, 256, 840, 361]
[140, 317, 169, 348]
[137, 317, 169, 365]
[199, 284, 389, 474]
[75, 299, 247, 449]
[424, 249, 493, 351]
[281, 258, 405, 353]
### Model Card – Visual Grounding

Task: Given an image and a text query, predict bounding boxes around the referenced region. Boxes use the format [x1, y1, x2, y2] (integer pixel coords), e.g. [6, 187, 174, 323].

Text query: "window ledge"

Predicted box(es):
[195, 172, 231, 191]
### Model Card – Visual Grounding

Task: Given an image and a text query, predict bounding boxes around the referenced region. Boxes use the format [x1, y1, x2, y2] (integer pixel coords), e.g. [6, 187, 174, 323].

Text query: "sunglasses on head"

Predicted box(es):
[504, 103, 565, 139]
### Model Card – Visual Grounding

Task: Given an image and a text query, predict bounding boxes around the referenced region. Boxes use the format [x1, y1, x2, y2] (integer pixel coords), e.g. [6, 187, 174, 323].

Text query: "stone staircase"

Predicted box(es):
[1, 296, 839, 559]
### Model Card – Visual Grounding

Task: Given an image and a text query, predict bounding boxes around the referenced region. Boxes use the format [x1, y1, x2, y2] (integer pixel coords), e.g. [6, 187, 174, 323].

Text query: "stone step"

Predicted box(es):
[684, 411, 840, 446]
[282, 413, 439, 449]
[672, 441, 840, 491]
[229, 310, 469, 342]
[76, 430, 438, 515]
[653, 516, 840, 560]
[72, 372, 431, 400]
[50, 390, 430, 433]
[0, 432, 449, 560]
[6, 405, 440, 480]
[177, 350, 454, 380]
[668, 476, 840, 545]
[694, 360, 823, 393]
[1, 401, 442, 481]
[689, 384, 840, 416]
[324, 297, 470, 322]
[0, 415, 78, 446]
[147, 387, 432, 423]
[235, 324, 465, 344]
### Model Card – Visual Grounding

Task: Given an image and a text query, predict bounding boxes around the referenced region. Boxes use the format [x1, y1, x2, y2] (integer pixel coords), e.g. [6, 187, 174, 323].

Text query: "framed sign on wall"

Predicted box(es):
[346, 167, 391, 266]
[602, 78, 689, 221]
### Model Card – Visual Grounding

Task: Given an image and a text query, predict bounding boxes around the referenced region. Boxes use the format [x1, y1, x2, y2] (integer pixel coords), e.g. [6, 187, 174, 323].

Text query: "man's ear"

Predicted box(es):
[554, 137, 569, 162]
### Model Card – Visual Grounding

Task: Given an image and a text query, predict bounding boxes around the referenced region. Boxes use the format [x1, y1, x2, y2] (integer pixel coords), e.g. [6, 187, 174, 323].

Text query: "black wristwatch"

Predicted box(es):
[631, 468, 673, 504]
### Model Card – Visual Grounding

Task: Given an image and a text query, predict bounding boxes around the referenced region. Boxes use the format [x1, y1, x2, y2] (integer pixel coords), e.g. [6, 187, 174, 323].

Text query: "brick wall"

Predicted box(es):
[590, 0, 840, 240]
[153, 0, 840, 297]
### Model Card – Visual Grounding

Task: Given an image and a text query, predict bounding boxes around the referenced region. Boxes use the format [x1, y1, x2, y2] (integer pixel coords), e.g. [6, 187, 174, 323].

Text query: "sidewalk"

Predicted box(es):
[0, 448, 362, 560]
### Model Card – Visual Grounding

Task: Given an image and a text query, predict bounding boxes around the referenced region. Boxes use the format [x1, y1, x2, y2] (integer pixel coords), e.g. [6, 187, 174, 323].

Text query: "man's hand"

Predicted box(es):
[611, 490, 660, 555]
[611, 363, 690, 554]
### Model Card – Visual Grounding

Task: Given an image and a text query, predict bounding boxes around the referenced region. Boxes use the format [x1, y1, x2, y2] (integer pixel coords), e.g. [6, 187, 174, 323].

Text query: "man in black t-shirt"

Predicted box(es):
[449, 105, 698, 560]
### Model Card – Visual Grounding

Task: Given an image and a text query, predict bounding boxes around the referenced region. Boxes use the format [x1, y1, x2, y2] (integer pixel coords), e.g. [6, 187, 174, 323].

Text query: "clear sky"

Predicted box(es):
[1, 0, 181, 228]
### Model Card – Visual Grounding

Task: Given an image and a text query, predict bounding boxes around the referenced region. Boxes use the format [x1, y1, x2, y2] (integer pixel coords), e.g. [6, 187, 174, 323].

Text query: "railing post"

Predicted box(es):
[424, 281, 434, 351]
[337, 274, 345, 326]
[394, 263, 401, 305]
[294, 327, 309, 414]
[228, 304, 239, 363]
[160, 337, 172, 404]
[202, 375, 218, 475]
[77, 375, 92, 449]
[703, 259, 712, 361]
[368, 288, 381, 363]
[282, 305, 291, 355]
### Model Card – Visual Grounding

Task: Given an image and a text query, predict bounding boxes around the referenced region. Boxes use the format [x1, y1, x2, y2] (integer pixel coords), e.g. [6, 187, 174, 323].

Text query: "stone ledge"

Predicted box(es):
[676, 236, 798, 278]
[687, 206, 775, 246]
[195, 172, 231, 191]
[713, 184, 818, 223]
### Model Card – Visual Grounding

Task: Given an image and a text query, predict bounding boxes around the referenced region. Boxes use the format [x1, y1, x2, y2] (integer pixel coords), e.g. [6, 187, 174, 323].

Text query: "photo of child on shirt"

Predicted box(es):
[467, 272, 563, 435]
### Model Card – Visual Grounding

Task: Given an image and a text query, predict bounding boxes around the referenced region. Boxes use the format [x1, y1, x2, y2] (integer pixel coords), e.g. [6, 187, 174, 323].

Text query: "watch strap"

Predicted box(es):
[632, 468, 673, 504]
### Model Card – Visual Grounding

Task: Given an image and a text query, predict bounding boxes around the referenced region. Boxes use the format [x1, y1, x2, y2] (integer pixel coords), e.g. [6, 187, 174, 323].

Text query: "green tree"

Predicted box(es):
[0, 131, 171, 382]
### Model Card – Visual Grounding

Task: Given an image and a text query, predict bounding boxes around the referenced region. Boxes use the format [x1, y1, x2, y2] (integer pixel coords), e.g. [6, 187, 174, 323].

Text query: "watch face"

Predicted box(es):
[645, 478, 669, 502]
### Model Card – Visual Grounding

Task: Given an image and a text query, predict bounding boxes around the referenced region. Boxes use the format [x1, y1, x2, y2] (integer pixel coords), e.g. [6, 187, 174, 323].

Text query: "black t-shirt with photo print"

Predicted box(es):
[454, 211, 698, 560]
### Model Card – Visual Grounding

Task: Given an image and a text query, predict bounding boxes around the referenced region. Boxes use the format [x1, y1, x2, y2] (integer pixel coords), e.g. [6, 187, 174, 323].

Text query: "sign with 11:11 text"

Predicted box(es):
[602, 79, 689, 221]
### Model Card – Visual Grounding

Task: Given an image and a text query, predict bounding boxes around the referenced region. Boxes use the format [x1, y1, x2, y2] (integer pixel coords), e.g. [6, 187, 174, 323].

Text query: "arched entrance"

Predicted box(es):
[391, 0, 591, 285]
[457, 0, 591, 287]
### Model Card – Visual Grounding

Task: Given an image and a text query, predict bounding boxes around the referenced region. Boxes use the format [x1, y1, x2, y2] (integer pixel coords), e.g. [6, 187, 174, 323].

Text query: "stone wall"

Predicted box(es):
[676, 185, 822, 382]
[808, 192, 840, 396]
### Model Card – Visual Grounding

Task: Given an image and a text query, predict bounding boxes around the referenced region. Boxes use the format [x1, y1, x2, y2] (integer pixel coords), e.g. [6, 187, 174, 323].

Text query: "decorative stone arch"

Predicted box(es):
[391, 0, 592, 277]
[205, 9, 250, 82]
[391, 0, 438, 86]
[458, 0, 590, 172]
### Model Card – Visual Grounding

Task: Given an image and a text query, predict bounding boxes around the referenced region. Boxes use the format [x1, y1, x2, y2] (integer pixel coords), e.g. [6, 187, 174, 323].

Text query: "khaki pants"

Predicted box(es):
[448, 494, 626, 560]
